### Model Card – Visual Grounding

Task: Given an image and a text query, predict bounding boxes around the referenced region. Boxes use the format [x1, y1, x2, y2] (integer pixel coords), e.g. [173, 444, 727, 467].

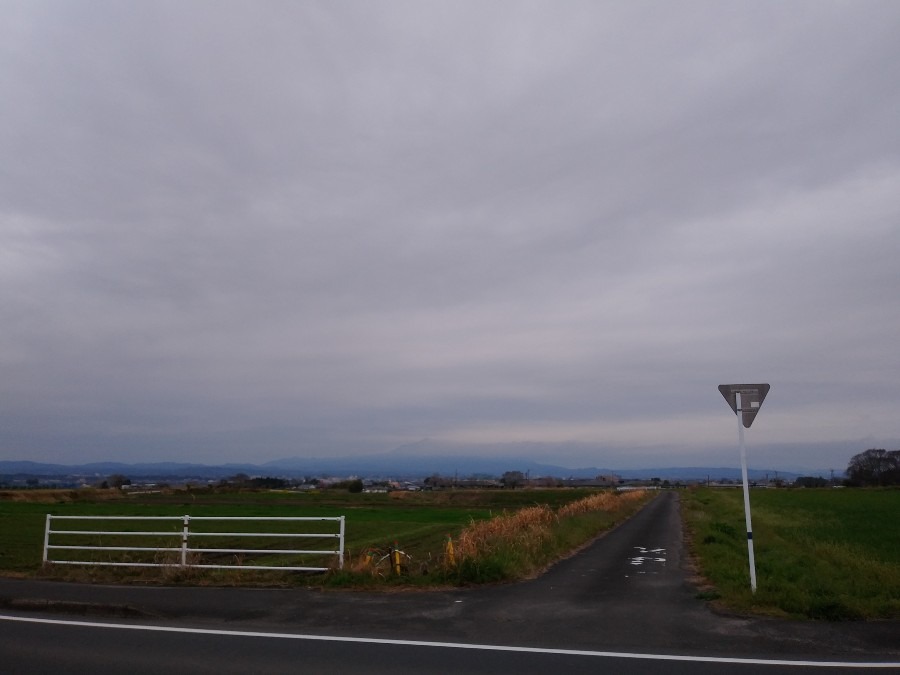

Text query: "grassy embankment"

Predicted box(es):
[682, 487, 900, 620]
[0, 487, 653, 587]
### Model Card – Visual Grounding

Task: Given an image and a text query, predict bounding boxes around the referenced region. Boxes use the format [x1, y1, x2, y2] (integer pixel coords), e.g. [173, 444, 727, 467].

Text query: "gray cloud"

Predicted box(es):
[2, 1, 899, 470]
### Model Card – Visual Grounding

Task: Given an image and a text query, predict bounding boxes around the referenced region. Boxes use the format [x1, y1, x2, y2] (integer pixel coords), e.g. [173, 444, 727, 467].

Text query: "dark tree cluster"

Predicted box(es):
[501, 471, 525, 488]
[846, 448, 900, 487]
[793, 476, 829, 488]
[327, 478, 364, 493]
[100, 474, 131, 489]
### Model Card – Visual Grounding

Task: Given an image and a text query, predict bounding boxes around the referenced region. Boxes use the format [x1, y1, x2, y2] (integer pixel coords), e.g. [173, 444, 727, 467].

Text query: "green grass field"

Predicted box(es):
[682, 487, 900, 620]
[0, 487, 634, 585]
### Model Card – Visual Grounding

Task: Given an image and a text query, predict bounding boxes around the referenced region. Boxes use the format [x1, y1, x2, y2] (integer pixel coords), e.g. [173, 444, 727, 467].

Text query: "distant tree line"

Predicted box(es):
[845, 448, 900, 487]
[218, 474, 289, 489]
[793, 476, 829, 488]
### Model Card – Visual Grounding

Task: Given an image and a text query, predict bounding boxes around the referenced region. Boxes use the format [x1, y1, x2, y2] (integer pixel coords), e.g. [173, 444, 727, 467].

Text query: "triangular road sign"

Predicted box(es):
[718, 383, 770, 428]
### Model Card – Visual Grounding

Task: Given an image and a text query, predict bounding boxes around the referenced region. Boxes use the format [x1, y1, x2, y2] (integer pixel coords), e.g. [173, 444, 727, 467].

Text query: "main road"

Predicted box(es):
[1, 492, 897, 673]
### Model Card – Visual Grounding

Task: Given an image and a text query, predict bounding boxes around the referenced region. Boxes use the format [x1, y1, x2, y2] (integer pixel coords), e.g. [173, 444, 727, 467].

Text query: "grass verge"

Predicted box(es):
[682, 487, 900, 620]
[445, 490, 652, 584]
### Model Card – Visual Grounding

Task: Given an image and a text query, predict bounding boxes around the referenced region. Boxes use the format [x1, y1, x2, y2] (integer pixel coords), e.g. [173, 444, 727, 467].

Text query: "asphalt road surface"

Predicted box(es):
[1, 492, 897, 673]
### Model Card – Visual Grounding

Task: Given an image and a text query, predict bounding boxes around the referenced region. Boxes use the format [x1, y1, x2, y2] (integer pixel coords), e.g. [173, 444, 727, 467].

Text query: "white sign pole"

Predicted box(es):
[736, 392, 758, 593]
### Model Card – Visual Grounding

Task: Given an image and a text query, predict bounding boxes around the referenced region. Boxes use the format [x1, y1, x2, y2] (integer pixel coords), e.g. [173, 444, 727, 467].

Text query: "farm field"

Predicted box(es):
[0, 487, 652, 587]
[682, 487, 900, 620]
[7, 486, 895, 621]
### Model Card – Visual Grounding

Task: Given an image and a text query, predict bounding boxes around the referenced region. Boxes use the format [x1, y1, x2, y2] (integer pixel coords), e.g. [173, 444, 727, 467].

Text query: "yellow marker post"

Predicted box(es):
[391, 542, 401, 576]
[445, 535, 456, 568]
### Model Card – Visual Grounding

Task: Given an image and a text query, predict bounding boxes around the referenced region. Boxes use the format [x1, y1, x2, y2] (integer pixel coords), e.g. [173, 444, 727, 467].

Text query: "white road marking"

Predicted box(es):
[629, 545, 667, 566]
[1, 613, 897, 668]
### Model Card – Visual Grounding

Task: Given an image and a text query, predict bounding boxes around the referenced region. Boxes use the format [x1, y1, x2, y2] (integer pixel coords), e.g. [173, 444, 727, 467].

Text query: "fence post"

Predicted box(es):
[43, 514, 52, 564]
[181, 515, 190, 567]
[391, 541, 402, 576]
[338, 516, 345, 570]
[445, 534, 456, 568]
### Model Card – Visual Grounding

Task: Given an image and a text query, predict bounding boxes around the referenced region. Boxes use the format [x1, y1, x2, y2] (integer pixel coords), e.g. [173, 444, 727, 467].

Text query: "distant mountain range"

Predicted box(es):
[0, 457, 803, 482]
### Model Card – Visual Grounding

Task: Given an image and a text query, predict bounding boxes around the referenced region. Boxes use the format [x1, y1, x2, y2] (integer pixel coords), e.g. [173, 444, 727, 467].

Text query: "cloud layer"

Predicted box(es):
[3, 1, 899, 470]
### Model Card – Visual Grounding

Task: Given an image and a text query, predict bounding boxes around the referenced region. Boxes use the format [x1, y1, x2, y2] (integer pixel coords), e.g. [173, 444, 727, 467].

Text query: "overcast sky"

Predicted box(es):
[2, 1, 899, 472]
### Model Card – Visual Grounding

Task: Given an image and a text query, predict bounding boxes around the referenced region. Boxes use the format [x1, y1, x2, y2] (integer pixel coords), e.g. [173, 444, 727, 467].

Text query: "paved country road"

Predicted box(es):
[1, 492, 897, 673]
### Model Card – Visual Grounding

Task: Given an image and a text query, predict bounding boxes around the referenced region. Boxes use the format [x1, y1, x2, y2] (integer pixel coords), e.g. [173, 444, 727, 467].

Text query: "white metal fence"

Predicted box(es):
[43, 514, 345, 571]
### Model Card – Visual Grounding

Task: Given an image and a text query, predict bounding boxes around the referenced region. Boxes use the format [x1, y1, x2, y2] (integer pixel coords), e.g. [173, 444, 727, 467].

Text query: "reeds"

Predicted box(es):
[455, 504, 556, 560]
[449, 489, 651, 582]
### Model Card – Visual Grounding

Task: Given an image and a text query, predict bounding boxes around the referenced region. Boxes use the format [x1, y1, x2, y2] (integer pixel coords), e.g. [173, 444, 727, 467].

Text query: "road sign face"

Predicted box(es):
[718, 383, 770, 428]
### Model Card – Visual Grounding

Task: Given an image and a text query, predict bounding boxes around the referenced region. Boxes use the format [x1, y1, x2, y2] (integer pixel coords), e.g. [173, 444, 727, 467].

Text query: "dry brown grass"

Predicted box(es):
[557, 488, 647, 517]
[455, 489, 650, 561]
[0, 488, 127, 504]
[456, 504, 556, 559]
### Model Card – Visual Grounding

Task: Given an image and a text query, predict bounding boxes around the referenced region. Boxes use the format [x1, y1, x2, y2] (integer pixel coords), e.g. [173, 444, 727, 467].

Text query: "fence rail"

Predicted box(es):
[43, 514, 345, 571]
